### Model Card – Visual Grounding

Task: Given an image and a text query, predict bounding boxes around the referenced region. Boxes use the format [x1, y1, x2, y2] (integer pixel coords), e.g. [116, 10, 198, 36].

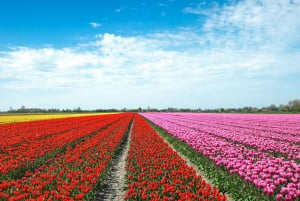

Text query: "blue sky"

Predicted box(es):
[0, 0, 300, 110]
[0, 0, 203, 47]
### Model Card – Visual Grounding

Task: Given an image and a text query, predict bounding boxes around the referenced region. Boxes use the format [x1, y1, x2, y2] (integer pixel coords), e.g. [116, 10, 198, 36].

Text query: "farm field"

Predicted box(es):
[0, 113, 117, 124]
[0, 113, 132, 200]
[0, 112, 299, 201]
[141, 113, 300, 201]
[125, 115, 226, 201]
[1, 0, 299, 200]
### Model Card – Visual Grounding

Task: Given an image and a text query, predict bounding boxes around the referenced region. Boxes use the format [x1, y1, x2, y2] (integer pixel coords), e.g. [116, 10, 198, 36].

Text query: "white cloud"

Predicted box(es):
[157, 3, 168, 7]
[115, 8, 121, 12]
[89, 22, 101, 28]
[114, 6, 135, 13]
[183, 2, 218, 15]
[184, 0, 300, 49]
[1, 31, 298, 91]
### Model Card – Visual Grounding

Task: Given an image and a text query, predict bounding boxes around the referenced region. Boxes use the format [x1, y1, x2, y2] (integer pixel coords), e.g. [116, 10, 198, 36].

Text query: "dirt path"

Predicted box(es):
[95, 119, 133, 201]
[156, 130, 235, 201]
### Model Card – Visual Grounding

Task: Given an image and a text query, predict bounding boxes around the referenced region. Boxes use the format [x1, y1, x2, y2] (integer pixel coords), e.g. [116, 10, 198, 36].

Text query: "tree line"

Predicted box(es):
[3, 99, 300, 114]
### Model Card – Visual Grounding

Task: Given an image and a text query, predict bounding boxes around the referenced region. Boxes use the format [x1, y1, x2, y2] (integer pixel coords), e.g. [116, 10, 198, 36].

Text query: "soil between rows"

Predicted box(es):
[95, 119, 133, 201]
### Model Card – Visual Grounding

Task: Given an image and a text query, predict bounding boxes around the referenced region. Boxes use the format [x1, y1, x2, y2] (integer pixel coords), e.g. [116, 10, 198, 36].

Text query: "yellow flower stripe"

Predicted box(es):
[0, 113, 118, 124]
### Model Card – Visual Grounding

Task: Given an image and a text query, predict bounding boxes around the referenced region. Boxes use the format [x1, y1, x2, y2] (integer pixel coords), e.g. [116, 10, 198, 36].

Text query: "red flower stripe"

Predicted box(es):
[0, 113, 133, 200]
[125, 115, 226, 201]
[0, 114, 126, 174]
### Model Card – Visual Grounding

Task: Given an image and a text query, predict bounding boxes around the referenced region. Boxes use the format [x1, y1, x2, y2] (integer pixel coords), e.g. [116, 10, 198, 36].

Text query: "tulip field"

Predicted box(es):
[0, 113, 116, 124]
[125, 115, 226, 201]
[0, 113, 132, 200]
[0, 112, 299, 200]
[141, 113, 300, 201]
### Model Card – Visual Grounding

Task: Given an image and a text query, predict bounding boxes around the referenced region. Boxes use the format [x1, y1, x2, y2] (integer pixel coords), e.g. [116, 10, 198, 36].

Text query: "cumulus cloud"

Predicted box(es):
[1, 31, 298, 90]
[89, 22, 101, 28]
[184, 0, 300, 49]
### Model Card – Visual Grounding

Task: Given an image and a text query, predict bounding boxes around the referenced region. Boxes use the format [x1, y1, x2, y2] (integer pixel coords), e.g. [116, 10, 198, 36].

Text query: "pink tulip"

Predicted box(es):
[276, 193, 283, 201]
[141, 112, 300, 200]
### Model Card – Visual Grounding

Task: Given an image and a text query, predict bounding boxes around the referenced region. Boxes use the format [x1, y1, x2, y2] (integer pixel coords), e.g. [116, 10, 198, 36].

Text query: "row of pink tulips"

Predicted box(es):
[141, 113, 300, 201]
[176, 113, 300, 143]
[152, 114, 300, 160]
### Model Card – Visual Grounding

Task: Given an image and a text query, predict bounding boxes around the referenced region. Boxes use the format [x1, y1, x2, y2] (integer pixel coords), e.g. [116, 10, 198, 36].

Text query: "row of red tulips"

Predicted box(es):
[0, 114, 133, 200]
[0, 115, 111, 147]
[125, 115, 226, 201]
[0, 114, 126, 174]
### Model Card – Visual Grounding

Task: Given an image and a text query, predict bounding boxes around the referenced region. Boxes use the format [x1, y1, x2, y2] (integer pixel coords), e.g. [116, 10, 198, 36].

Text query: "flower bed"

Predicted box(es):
[0, 114, 133, 200]
[125, 115, 226, 201]
[142, 113, 300, 201]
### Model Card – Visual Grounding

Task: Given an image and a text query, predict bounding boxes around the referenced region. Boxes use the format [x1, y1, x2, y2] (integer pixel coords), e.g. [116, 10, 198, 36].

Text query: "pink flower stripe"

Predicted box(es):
[149, 113, 300, 159]
[141, 113, 300, 201]
[173, 113, 300, 143]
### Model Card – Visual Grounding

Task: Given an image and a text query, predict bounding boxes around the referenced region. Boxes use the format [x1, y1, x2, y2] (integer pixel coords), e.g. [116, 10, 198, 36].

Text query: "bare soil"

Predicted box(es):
[95, 120, 133, 201]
